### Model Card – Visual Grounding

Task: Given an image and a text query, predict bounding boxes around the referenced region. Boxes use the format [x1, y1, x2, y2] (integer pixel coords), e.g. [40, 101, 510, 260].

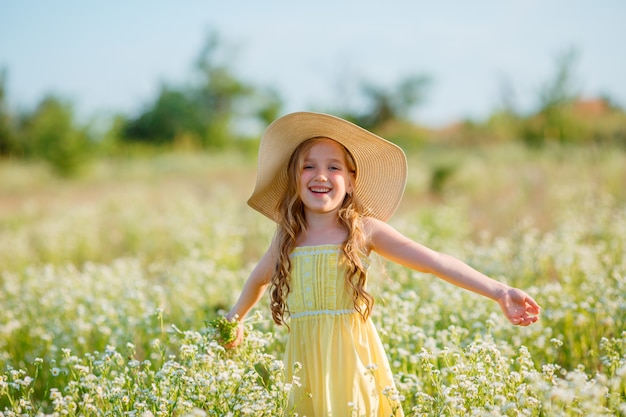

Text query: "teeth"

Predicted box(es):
[310, 187, 330, 193]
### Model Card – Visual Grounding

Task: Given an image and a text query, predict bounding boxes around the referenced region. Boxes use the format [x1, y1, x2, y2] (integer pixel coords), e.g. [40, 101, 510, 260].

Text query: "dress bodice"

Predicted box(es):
[286, 244, 369, 319]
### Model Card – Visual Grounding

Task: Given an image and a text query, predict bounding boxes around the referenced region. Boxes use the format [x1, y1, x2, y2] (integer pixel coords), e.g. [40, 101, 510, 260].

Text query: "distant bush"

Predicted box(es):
[471, 98, 623, 147]
[18, 96, 93, 177]
[120, 33, 281, 150]
[0, 69, 18, 157]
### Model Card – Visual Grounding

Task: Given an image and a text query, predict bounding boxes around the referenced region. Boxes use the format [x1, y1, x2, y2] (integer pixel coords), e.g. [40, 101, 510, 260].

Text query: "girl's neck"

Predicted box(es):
[297, 212, 347, 247]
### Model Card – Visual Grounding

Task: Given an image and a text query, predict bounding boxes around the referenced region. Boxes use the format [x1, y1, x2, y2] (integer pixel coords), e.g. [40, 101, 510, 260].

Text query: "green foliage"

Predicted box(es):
[124, 86, 205, 145]
[371, 118, 429, 152]
[0, 69, 17, 156]
[208, 316, 240, 346]
[522, 49, 582, 144]
[499, 48, 623, 147]
[18, 96, 92, 177]
[519, 48, 582, 147]
[456, 48, 626, 148]
[340, 74, 432, 130]
[429, 163, 457, 195]
[3, 34, 626, 174]
[121, 32, 282, 149]
[254, 88, 282, 127]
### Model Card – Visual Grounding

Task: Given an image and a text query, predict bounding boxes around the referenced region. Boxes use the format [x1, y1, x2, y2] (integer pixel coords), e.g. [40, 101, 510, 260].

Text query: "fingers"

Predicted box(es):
[503, 288, 541, 326]
[525, 295, 541, 315]
[224, 334, 241, 349]
[501, 291, 540, 326]
[509, 302, 540, 326]
[518, 314, 539, 326]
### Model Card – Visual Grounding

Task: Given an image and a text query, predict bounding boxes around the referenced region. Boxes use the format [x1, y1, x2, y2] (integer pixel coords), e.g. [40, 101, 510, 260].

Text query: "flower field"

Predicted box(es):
[1, 144, 625, 416]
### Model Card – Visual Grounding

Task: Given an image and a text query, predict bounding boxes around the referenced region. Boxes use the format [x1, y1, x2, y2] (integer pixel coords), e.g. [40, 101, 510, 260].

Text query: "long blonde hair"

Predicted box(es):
[270, 137, 374, 326]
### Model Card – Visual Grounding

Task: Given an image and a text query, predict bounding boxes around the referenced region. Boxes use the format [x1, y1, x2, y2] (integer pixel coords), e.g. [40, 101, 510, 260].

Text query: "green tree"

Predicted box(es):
[254, 88, 282, 127]
[0, 69, 16, 156]
[485, 76, 525, 142]
[19, 96, 92, 176]
[124, 85, 204, 145]
[521, 48, 582, 146]
[192, 34, 253, 148]
[122, 31, 282, 149]
[348, 74, 431, 130]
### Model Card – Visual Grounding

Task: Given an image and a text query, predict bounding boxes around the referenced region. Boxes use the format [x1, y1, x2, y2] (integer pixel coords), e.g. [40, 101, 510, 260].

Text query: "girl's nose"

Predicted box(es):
[315, 172, 328, 181]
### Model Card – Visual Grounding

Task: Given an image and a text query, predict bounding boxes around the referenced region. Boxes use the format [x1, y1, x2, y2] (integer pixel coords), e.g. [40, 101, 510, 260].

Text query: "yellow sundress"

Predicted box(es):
[283, 245, 403, 417]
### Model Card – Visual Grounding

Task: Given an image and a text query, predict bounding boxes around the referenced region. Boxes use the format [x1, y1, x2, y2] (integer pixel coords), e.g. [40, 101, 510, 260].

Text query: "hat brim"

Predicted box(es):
[247, 112, 407, 222]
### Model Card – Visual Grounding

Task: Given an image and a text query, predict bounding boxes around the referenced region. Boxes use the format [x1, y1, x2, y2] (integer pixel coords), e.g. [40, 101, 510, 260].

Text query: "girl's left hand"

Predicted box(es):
[497, 288, 541, 326]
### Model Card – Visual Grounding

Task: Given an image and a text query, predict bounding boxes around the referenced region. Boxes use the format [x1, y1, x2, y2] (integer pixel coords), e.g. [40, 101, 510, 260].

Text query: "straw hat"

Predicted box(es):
[247, 112, 407, 222]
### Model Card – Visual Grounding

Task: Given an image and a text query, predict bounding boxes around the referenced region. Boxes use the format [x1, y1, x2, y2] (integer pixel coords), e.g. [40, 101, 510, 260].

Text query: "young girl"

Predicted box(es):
[225, 112, 540, 416]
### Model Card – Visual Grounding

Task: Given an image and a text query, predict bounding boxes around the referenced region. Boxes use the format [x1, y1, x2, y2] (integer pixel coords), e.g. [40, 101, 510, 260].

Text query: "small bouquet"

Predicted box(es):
[208, 315, 240, 346]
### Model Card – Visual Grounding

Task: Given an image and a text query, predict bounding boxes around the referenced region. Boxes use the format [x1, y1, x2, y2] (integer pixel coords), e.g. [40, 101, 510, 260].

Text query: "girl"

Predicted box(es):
[225, 112, 540, 416]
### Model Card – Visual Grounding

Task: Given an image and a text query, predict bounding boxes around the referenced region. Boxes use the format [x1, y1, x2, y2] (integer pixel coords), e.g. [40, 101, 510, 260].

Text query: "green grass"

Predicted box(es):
[1, 144, 625, 415]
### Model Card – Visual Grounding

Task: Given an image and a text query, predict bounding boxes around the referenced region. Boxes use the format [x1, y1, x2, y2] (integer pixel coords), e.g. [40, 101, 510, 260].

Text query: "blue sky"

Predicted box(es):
[1, 1, 625, 127]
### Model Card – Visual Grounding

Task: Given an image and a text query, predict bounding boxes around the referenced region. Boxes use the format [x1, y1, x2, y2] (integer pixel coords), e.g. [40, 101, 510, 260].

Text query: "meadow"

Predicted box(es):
[1, 143, 625, 416]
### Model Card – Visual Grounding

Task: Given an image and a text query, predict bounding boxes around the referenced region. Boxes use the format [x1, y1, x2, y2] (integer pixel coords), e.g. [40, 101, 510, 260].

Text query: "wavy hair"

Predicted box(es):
[270, 137, 374, 326]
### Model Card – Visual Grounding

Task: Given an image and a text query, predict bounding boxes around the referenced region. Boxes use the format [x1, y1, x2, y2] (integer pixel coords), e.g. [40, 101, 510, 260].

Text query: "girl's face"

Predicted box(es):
[298, 139, 354, 218]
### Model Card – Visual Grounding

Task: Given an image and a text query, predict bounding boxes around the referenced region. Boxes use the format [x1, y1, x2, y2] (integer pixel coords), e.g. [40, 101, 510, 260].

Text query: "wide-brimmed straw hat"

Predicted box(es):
[247, 112, 407, 222]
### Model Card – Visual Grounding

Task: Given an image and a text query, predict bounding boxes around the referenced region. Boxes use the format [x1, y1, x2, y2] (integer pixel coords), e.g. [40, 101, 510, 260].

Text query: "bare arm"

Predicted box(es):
[366, 218, 540, 326]
[224, 242, 275, 347]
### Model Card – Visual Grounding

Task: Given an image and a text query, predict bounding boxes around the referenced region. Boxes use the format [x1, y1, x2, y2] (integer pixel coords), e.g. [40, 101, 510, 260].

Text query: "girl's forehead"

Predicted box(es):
[305, 138, 346, 157]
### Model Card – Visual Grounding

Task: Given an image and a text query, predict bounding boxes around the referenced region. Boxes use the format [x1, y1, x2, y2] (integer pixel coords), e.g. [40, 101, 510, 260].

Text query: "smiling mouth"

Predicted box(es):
[309, 187, 331, 194]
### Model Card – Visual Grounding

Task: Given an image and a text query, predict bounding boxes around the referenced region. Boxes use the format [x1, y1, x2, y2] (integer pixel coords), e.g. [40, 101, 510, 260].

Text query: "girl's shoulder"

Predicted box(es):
[362, 216, 412, 253]
[361, 216, 387, 232]
[361, 216, 388, 249]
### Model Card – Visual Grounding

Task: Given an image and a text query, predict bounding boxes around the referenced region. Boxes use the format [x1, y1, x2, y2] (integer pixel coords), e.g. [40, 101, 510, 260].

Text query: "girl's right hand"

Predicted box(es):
[224, 319, 244, 349]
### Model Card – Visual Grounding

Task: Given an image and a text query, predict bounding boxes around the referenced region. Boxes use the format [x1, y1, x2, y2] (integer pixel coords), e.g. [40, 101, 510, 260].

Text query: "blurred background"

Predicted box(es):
[1, 1, 625, 176]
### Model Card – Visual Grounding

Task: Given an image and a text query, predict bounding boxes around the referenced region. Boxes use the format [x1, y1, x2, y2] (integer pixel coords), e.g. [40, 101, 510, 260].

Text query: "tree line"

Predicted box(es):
[1, 34, 624, 176]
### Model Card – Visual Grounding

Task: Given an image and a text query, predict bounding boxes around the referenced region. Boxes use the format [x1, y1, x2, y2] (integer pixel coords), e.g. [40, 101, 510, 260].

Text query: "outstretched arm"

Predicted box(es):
[367, 218, 540, 326]
[224, 243, 275, 347]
